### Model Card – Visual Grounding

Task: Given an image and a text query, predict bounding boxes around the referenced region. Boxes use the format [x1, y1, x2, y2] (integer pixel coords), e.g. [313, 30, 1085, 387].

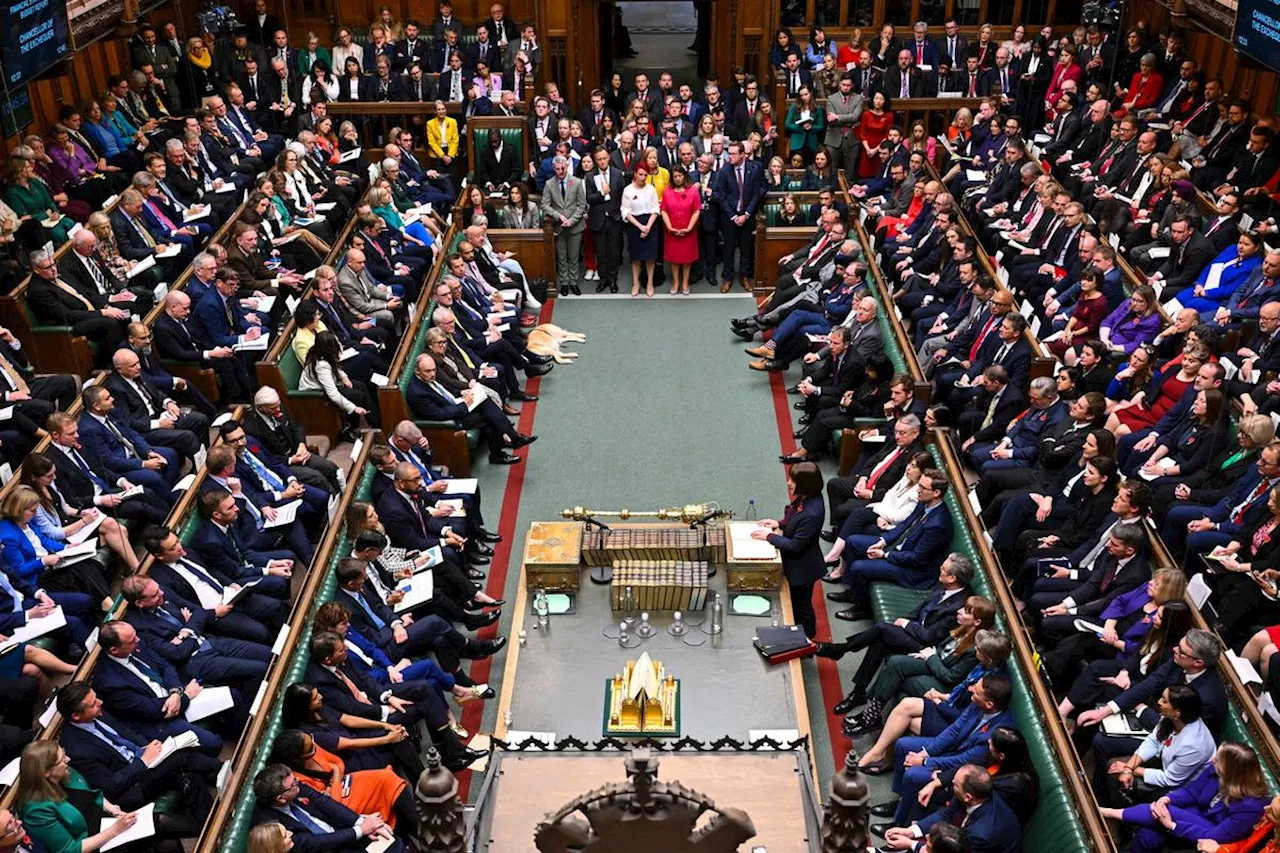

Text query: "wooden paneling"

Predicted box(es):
[1127, 0, 1279, 116]
[10, 37, 132, 144]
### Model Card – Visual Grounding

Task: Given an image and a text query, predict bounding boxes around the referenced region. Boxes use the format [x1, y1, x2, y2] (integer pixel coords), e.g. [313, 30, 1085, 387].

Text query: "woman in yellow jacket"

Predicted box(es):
[641, 148, 670, 199]
[425, 102, 460, 171]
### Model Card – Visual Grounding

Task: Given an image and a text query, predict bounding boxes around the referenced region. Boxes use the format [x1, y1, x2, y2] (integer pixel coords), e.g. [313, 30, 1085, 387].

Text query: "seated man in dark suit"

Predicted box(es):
[123, 322, 215, 415]
[885, 765, 1022, 853]
[405, 353, 534, 465]
[201, 445, 314, 564]
[827, 469, 954, 620]
[191, 264, 271, 352]
[935, 314, 1033, 409]
[243, 386, 341, 492]
[189, 488, 296, 598]
[91, 621, 225, 753]
[110, 189, 191, 282]
[25, 250, 129, 359]
[0, 326, 76, 459]
[57, 682, 220, 818]
[372, 461, 483, 571]
[818, 553, 975, 714]
[956, 366, 1025, 443]
[474, 127, 522, 193]
[963, 377, 1067, 476]
[387, 421, 496, 541]
[1074, 629, 1227, 768]
[59, 229, 157, 316]
[77, 386, 181, 502]
[252, 764, 403, 853]
[45, 412, 171, 524]
[121, 575, 272, 703]
[223, 419, 331, 520]
[824, 415, 925, 536]
[331, 558, 505, 664]
[154, 289, 254, 405]
[1026, 521, 1151, 640]
[305, 632, 485, 772]
[144, 524, 286, 644]
[106, 348, 208, 467]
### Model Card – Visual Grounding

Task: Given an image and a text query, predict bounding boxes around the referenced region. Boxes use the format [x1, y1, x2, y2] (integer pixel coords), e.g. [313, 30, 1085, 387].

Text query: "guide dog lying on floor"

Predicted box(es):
[525, 324, 586, 362]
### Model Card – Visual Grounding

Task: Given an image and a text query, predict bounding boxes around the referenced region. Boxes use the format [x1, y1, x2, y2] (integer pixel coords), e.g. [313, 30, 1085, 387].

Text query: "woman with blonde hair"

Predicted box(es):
[20, 452, 138, 575]
[247, 823, 293, 853]
[0, 485, 111, 613]
[4, 155, 74, 245]
[372, 6, 404, 42]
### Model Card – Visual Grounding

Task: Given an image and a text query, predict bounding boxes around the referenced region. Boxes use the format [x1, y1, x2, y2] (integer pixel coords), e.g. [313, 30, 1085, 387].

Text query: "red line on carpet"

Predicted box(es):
[457, 297, 555, 798]
[765, 369, 849, 772]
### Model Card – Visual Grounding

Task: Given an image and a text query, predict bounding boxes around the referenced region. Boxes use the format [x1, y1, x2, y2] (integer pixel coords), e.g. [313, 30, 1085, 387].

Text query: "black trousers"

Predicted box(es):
[790, 580, 817, 638]
[720, 218, 756, 283]
[592, 219, 623, 287]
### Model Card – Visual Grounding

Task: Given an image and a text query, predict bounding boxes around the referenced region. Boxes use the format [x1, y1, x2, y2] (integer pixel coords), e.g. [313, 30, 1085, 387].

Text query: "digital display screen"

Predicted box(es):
[0, 0, 70, 87]
[1235, 0, 1280, 74]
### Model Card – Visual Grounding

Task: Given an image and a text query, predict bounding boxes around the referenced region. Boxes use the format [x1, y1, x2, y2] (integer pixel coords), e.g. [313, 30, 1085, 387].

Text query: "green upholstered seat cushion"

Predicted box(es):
[471, 125, 523, 153]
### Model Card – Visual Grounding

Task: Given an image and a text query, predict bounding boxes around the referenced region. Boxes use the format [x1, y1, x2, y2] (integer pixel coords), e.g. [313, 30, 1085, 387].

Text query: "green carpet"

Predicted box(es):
[464, 293, 895, 801]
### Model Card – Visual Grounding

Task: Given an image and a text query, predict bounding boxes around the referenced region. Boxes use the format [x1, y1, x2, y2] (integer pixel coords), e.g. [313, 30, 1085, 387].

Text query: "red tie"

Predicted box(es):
[146, 200, 177, 232]
[808, 235, 829, 259]
[1232, 480, 1271, 524]
[917, 42, 924, 64]
[969, 74, 977, 96]
[867, 447, 903, 489]
[969, 317, 997, 360]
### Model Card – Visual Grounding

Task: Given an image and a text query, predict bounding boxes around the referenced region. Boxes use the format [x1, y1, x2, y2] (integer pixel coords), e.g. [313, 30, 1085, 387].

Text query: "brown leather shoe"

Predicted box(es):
[743, 279, 755, 292]
[745, 345, 773, 357]
[720, 280, 732, 293]
[748, 360, 770, 371]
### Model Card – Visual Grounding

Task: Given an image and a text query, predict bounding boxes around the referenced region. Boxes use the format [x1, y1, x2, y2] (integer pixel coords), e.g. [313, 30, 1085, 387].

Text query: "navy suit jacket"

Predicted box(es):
[1113, 658, 1227, 733]
[92, 644, 189, 723]
[252, 782, 393, 853]
[405, 375, 468, 423]
[903, 588, 969, 646]
[922, 703, 1017, 773]
[77, 412, 154, 474]
[712, 159, 765, 221]
[189, 519, 266, 582]
[110, 210, 163, 261]
[150, 558, 238, 604]
[918, 793, 1022, 853]
[965, 336, 1033, 390]
[59, 713, 153, 800]
[373, 487, 440, 553]
[881, 504, 953, 583]
[332, 585, 398, 648]
[306, 658, 386, 720]
[768, 496, 826, 585]
[193, 288, 249, 348]
[124, 601, 214, 667]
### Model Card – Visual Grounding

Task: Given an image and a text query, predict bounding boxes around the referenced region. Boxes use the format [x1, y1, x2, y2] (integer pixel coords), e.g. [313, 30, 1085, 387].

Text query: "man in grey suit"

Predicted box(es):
[337, 248, 403, 332]
[823, 74, 864, 178]
[540, 156, 587, 296]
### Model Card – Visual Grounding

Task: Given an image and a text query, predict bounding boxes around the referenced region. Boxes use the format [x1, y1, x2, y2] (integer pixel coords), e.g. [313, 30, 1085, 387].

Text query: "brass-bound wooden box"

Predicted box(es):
[725, 521, 784, 592]
[524, 521, 585, 591]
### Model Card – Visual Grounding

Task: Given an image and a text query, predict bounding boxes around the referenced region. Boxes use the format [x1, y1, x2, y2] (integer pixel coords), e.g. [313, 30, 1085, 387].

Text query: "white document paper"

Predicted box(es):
[315, 202, 338, 212]
[1228, 650, 1263, 686]
[183, 206, 211, 222]
[68, 513, 105, 545]
[0, 406, 13, 423]
[223, 578, 262, 605]
[57, 539, 99, 562]
[728, 521, 778, 560]
[1148, 246, 1172, 260]
[172, 473, 197, 493]
[213, 183, 239, 193]
[965, 169, 986, 182]
[438, 498, 466, 517]
[184, 685, 235, 721]
[370, 372, 390, 387]
[442, 478, 477, 494]
[365, 833, 396, 853]
[234, 336, 270, 352]
[394, 572, 434, 611]
[0, 756, 18, 786]
[126, 255, 157, 279]
[339, 347, 360, 362]
[1073, 618, 1106, 636]
[1204, 263, 1224, 292]
[211, 412, 235, 427]
[263, 499, 303, 528]
[144, 731, 199, 768]
[1188, 572, 1213, 609]
[255, 296, 277, 314]
[100, 803, 156, 851]
[412, 545, 443, 573]
[0, 606, 67, 655]
[339, 147, 363, 163]
[156, 244, 182, 259]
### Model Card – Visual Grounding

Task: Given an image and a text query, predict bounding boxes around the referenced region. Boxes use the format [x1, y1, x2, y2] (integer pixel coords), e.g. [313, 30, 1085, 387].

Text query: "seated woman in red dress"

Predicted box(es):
[1105, 342, 1209, 437]
[1113, 54, 1163, 118]
[271, 729, 417, 831]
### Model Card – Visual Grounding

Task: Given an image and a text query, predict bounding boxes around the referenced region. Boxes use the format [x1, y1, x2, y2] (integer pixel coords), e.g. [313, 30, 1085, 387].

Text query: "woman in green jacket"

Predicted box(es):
[3, 157, 73, 246]
[784, 85, 826, 163]
[13, 741, 136, 853]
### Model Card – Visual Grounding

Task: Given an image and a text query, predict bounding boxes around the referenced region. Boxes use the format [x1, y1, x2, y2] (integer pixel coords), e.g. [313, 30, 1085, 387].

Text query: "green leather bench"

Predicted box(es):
[218, 466, 376, 853]
[264, 339, 344, 443]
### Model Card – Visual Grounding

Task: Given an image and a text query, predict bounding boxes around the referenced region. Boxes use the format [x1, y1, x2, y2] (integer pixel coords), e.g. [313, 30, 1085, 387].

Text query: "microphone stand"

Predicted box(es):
[584, 515, 615, 584]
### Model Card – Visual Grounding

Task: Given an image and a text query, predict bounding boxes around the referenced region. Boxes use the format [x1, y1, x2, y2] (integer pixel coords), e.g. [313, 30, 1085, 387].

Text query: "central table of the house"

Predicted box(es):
[473, 520, 823, 853]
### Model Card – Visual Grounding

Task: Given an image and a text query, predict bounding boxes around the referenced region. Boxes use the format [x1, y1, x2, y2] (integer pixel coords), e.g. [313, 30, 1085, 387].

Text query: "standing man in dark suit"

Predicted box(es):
[852, 50, 884, 98]
[467, 25, 503, 74]
[884, 49, 924, 100]
[713, 140, 764, 293]
[755, 461, 826, 638]
[585, 147, 626, 294]
[245, 0, 280, 46]
[780, 54, 813, 99]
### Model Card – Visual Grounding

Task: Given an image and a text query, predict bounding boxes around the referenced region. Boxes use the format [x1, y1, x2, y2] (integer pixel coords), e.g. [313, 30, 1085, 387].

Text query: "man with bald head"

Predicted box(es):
[152, 289, 253, 404]
[406, 353, 534, 465]
[338, 244, 402, 332]
[123, 322, 215, 415]
[105, 347, 209, 466]
[243, 386, 341, 491]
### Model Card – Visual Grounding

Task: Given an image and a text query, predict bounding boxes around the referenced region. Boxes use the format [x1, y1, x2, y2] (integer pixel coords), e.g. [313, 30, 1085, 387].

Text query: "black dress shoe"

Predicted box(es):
[595, 281, 607, 292]
[511, 433, 538, 448]
[793, 427, 809, 440]
[482, 598, 505, 607]
[870, 801, 900, 819]
[787, 384, 803, 394]
[570, 284, 582, 295]
[336, 428, 360, 445]
[489, 452, 522, 464]
[510, 389, 539, 402]
[470, 542, 495, 557]
[525, 361, 553, 377]
[798, 414, 813, 425]
[793, 400, 808, 411]
[527, 353, 554, 365]
[463, 636, 507, 658]
[832, 688, 867, 715]
[779, 454, 805, 464]
[826, 588, 857, 603]
[733, 327, 756, 341]
[462, 600, 485, 612]
[610, 283, 618, 293]
[813, 642, 844, 660]
[463, 610, 501, 630]
[869, 823, 895, 839]
[479, 530, 503, 543]
[443, 747, 489, 771]
[466, 567, 487, 580]
[835, 606, 871, 621]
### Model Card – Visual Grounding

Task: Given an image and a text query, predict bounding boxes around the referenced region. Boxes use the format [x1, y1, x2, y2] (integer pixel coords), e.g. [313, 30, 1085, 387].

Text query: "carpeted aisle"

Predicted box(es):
[454, 291, 901, 798]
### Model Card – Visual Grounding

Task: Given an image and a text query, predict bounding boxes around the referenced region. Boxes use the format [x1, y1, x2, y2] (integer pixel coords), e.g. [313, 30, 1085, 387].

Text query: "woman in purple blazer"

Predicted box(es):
[1099, 284, 1163, 357]
[1101, 743, 1268, 853]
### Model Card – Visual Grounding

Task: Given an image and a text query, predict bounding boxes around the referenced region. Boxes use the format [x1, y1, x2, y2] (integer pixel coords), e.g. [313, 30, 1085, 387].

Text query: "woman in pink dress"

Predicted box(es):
[857, 92, 894, 178]
[660, 168, 702, 295]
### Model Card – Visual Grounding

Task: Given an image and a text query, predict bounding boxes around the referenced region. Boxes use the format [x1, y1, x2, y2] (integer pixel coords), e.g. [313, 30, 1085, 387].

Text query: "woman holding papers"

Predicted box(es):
[1137, 390, 1229, 485]
[1201, 486, 1280, 648]
[298, 331, 381, 435]
[1042, 568, 1188, 685]
[0, 487, 111, 615]
[259, 172, 335, 247]
[752, 461, 825, 638]
[270, 731, 416, 831]
[370, 184, 440, 255]
[280, 684, 423, 780]
[22, 454, 139, 575]
[13, 741, 172, 853]
[1099, 684, 1216, 808]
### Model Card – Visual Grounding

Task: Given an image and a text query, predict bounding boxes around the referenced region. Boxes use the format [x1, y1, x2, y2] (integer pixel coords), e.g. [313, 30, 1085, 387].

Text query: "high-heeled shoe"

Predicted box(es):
[454, 683, 495, 704]
[449, 722, 469, 739]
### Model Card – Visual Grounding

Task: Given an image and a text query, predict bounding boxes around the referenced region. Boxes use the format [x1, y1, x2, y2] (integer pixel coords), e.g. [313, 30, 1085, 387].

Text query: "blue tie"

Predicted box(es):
[179, 559, 222, 591]
[245, 452, 285, 491]
[155, 607, 210, 653]
[288, 804, 333, 834]
[129, 654, 165, 689]
[397, 448, 433, 482]
[69, 448, 110, 491]
[353, 590, 386, 631]
[93, 721, 140, 762]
